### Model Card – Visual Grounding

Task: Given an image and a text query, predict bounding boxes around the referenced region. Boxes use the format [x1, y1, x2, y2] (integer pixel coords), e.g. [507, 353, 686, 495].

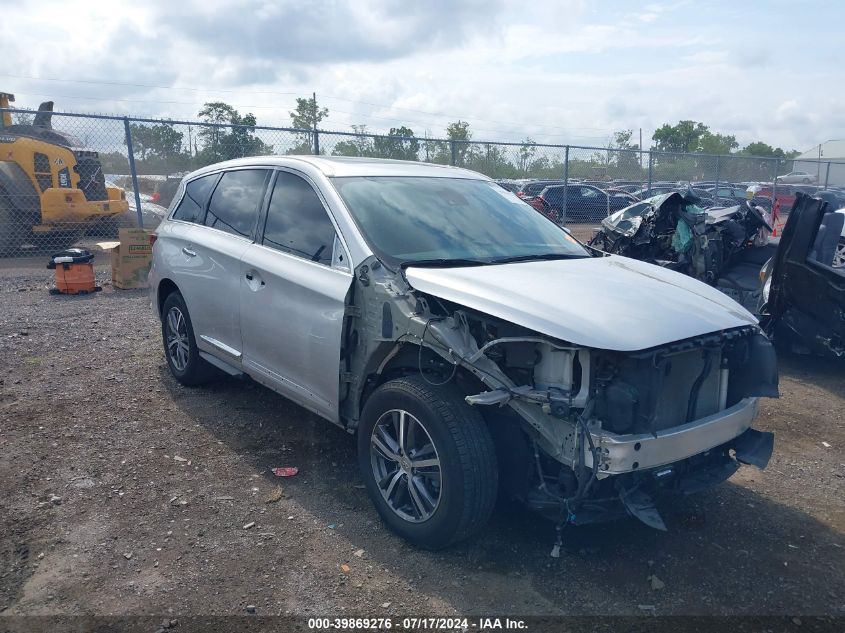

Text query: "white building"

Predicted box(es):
[793, 140, 845, 186]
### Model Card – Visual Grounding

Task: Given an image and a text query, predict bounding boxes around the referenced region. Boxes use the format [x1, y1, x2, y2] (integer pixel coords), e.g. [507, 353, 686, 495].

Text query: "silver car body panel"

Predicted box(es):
[154, 220, 250, 363]
[405, 255, 757, 351]
[240, 242, 352, 421]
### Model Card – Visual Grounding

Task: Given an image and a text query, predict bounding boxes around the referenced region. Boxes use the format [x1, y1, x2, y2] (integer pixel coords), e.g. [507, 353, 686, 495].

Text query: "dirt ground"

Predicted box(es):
[1, 259, 843, 621]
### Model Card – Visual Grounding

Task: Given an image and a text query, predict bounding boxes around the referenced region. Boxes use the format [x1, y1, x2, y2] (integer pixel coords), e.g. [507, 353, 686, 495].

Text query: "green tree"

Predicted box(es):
[332, 124, 375, 157]
[434, 120, 473, 166]
[698, 131, 738, 154]
[608, 129, 642, 177]
[741, 142, 799, 159]
[128, 123, 184, 161]
[652, 120, 709, 153]
[197, 102, 238, 161]
[372, 126, 420, 161]
[289, 95, 329, 154]
[467, 143, 518, 178]
[518, 137, 537, 174]
[196, 102, 272, 164]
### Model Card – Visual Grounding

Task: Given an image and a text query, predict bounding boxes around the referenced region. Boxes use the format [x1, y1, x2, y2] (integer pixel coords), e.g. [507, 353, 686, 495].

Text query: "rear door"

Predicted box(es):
[189, 168, 270, 364]
[239, 169, 353, 422]
[157, 171, 220, 327]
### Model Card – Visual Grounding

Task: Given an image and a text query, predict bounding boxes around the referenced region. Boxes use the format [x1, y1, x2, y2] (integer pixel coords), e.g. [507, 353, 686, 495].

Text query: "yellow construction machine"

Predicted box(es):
[0, 92, 129, 254]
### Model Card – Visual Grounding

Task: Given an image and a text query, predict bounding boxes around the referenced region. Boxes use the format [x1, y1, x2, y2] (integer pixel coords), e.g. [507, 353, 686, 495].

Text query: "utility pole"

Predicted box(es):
[312, 92, 319, 155]
[639, 127, 644, 173]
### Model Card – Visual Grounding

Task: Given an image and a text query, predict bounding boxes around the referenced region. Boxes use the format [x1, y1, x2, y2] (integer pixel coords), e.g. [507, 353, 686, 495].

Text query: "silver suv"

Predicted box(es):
[150, 156, 778, 550]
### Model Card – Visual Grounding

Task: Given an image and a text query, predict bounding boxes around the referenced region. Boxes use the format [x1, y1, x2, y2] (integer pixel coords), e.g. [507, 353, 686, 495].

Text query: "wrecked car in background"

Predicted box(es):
[149, 157, 778, 551]
[760, 193, 845, 357]
[588, 192, 774, 314]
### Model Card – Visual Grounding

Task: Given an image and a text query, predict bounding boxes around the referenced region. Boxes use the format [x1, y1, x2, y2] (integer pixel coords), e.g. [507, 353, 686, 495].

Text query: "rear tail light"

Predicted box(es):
[149, 234, 158, 247]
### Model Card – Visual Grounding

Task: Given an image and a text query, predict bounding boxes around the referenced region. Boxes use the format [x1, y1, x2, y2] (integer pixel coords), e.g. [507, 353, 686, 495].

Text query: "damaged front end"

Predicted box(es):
[340, 257, 779, 536]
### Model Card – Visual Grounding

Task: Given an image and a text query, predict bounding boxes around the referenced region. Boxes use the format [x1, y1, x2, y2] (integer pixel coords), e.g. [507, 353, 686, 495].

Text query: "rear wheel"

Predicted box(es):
[161, 291, 216, 386]
[358, 376, 498, 549]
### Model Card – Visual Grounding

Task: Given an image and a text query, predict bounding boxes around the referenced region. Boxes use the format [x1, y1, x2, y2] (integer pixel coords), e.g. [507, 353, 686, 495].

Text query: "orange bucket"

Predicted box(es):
[47, 249, 101, 295]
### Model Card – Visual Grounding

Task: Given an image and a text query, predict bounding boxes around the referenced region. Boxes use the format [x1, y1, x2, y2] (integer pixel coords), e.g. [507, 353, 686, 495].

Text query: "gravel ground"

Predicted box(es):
[0, 259, 843, 620]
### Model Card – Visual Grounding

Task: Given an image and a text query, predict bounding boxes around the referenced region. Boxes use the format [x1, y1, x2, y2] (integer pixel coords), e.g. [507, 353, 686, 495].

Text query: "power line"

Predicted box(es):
[8, 89, 609, 142]
[0, 73, 610, 135]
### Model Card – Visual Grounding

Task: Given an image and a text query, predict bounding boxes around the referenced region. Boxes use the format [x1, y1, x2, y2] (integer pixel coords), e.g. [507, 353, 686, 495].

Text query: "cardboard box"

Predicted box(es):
[105, 228, 152, 289]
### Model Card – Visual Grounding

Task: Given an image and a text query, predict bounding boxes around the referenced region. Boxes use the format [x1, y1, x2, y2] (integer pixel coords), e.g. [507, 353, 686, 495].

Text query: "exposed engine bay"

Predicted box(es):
[338, 256, 779, 535]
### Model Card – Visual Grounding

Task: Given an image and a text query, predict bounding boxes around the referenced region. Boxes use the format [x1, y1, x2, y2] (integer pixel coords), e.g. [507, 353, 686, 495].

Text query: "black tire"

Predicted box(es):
[0, 193, 33, 257]
[161, 291, 216, 386]
[358, 375, 498, 549]
[802, 178, 810, 184]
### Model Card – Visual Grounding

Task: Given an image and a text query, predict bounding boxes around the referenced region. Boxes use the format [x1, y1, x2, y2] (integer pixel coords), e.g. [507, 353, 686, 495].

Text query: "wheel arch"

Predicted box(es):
[156, 278, 180, 317]
[354, 341, 488, 432]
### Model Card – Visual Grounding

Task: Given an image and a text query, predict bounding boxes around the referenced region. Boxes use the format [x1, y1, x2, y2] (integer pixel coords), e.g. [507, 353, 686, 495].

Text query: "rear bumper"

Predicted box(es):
[588, 397, 759, 475]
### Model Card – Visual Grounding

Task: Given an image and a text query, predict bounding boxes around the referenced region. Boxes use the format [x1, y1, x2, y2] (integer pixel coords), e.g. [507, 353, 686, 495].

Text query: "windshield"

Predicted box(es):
[331, 176, 589, 267]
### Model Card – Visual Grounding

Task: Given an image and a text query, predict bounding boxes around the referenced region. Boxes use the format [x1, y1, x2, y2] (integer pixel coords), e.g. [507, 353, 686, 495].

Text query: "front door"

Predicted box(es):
[239, 170, 353, 422]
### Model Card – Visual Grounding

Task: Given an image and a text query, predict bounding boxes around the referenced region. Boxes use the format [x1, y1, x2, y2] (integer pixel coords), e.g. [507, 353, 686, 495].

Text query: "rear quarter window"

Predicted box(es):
[172, 174, 218, 223]
[203, 169, 269, 238]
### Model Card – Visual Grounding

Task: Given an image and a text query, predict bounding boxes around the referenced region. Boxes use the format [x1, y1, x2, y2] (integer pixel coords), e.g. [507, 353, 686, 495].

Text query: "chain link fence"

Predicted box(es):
[2, 106, 843, 257]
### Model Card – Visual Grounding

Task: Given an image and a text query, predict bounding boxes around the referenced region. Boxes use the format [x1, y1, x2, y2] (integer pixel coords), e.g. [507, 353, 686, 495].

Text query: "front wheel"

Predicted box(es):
[358, 376, 498, 549]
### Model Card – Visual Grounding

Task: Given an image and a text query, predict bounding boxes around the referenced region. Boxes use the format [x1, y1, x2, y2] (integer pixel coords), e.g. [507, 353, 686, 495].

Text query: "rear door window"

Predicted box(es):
[261, 171, 337, 265]
[172, 174, 217, 223]
[204, 169, 269, 238]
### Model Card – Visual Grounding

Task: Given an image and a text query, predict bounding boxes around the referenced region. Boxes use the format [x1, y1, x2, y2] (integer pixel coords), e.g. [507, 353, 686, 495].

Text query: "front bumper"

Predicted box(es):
[587, 397, 759, 474]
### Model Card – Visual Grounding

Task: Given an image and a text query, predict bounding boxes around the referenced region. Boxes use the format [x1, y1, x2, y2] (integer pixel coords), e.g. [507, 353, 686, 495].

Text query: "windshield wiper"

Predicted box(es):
[400, 258, 491, 269]
[487, 253, 588, 265]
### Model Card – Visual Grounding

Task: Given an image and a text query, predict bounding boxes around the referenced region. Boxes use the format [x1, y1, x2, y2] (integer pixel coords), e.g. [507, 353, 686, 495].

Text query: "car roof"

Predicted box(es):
[184, 155, 489, 180]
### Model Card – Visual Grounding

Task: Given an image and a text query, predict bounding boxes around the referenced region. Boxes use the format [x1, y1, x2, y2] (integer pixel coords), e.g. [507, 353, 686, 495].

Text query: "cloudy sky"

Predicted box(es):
[1, 0, 841, 152]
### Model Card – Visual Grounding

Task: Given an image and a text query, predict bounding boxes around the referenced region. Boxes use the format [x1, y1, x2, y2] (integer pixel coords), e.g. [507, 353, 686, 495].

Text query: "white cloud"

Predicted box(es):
[0, 0, 839, 152]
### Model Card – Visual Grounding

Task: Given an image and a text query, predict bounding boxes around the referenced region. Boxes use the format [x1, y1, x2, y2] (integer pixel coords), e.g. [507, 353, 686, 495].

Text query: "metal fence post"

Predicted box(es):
[450, 140, 457, 166]
[771, 159, 778, 218]
[123, 117, 144, 229]
[562, 145, 570, 225]
[313, 128, 320, 155]
[647, 151, 653, 191]
[714, 155, 720, 200]
[824, 162, 831, 190]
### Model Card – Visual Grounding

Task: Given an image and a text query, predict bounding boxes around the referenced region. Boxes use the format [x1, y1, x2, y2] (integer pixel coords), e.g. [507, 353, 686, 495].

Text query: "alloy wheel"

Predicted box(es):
[370, 409, 442, 523]
[166, 306, 190, 371]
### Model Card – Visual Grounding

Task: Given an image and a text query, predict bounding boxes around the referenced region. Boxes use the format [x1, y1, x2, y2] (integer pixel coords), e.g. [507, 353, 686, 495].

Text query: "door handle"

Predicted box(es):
[182, 247, 197, 257]
[245, 271, 265, 286]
